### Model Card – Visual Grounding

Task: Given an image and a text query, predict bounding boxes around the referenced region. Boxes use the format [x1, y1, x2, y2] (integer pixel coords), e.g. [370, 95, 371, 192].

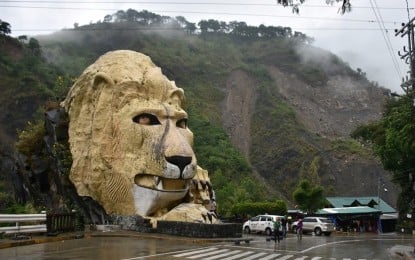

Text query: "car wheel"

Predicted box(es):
[265, 228, 272, 236]
[324, 232, 331, 236]
[314, 227, 322, 236]
[244, 226, 251, 234]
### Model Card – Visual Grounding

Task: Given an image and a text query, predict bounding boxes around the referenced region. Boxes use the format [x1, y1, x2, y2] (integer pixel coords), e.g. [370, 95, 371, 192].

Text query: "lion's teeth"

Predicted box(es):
[157, 178, 163, 190]
[155, 176, 161, 185]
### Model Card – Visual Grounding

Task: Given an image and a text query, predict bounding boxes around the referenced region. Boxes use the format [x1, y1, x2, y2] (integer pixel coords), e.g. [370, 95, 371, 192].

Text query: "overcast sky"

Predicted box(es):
[2, 0, 414, 93]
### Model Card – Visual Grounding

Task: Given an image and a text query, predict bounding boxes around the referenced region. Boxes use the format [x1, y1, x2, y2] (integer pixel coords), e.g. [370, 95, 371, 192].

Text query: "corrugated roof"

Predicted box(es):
[326, 197, 396, 213]
[316, 206, 381, 215]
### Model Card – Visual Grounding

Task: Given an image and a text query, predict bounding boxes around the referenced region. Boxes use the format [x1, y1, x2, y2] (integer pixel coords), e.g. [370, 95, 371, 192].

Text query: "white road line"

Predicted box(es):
[123, 246, 215, 260]
[204, 250, 241, 260]
[300, 240, 362, 254]
[221, 251, 256, 260]
[259, 253, 282, 260]
[243, 252, 268, 260]
[310, 257, 322, 260]
[173, 247, 218, 257]
[187, 249, 229, 259]
[275, 255, 294, 260]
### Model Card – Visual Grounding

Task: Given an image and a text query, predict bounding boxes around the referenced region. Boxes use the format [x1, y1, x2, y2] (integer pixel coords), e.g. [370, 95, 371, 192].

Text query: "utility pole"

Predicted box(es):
[395, 17, 415, 105]
[395, 16, 415, 245]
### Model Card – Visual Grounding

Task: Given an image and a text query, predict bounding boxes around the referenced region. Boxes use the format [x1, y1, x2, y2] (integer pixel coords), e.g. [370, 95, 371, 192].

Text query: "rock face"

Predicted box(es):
[62, 50, 217, 224]
[222, 66, 398, 206]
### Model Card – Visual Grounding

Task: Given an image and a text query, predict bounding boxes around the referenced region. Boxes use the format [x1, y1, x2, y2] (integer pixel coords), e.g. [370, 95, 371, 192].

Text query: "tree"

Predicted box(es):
[103, 15, 112, 23]
[293, 179, 326, 214]
[276, 0, 351, 14]
[126, 8, 140, 22]
[0, 20, 11, 35]
[18, 35, 28, 42]
[28, 38, 41, 56]
[351, 95, 415, 224]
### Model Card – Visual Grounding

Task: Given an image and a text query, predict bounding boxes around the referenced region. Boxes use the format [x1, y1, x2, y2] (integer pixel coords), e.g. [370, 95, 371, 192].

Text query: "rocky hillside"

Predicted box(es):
[222, 60, 396, 206]
[0, 13, 399, 213]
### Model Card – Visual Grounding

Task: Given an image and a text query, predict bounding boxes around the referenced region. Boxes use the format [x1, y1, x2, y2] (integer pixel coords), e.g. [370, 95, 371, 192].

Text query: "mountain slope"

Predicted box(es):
[0, 16, 398, 215]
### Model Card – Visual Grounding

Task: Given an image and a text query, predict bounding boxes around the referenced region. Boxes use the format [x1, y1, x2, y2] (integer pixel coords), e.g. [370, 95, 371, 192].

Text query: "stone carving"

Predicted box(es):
[62, 50, 218, 225]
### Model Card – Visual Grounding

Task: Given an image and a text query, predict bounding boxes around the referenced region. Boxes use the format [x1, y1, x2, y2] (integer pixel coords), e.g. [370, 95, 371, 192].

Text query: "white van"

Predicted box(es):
[242, 214, 285, 236]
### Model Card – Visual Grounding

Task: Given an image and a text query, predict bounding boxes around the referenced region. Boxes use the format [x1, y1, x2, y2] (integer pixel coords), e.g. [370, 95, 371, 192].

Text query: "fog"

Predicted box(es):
[2, 0, 414, 93]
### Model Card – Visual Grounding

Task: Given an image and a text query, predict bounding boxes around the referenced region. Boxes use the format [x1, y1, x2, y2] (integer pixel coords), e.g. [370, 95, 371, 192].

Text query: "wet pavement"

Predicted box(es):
[0, 231, 413, 259]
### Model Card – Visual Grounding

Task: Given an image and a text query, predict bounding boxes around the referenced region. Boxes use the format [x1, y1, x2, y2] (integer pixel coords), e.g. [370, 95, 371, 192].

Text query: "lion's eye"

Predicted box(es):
[176, 118, 187, 129]
[133, 113, 161, 125]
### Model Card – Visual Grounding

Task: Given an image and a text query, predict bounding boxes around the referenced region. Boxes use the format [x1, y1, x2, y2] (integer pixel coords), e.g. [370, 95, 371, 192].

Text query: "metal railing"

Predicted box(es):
[0, 214, 47, 234]
[0, 212, 78, 235]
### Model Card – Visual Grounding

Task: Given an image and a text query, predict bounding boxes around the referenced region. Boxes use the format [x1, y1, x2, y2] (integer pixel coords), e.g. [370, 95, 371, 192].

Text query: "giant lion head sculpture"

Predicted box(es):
[62, 50, 216, 224]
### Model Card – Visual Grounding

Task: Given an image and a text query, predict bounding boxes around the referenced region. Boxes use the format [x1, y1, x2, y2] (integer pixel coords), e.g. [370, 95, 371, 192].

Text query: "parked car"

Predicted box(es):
[242, 214, 285, 236]
[291, 216, 335, 236]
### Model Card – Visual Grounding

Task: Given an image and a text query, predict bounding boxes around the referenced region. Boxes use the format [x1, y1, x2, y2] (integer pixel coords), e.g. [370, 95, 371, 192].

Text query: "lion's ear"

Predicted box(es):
[93, 72, 114, 89]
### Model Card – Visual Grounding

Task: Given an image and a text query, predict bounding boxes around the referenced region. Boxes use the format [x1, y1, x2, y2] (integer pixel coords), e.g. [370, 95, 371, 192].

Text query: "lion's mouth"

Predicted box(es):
[134, 174, 189, 191]
[133, 174, 190, 216]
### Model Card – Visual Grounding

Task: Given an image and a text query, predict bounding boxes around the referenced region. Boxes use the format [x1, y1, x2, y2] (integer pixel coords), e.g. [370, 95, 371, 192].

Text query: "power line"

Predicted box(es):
[10, 27, 401, 32]
[0, 0, 413, 10]
[0, 5, 402, 24]
[369, 0, 403, 80]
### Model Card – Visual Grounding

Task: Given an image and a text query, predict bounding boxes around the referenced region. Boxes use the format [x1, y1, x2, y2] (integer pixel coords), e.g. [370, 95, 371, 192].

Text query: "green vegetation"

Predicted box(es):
[231, 201, 287, 217]
[292, 179, 327, 214]
[351, 95, 415, 223]
[1, 9, 384, 217]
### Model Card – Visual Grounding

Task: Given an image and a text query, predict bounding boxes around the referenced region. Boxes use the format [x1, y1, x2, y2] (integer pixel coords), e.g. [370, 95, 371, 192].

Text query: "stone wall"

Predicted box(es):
[156, 221, 242, 238]
[109, 215, 153, 233]
[109, 215, 242, 238]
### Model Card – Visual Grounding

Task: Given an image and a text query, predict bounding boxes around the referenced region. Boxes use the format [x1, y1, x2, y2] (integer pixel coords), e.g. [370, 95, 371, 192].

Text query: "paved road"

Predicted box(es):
[0, 232, 413, 259]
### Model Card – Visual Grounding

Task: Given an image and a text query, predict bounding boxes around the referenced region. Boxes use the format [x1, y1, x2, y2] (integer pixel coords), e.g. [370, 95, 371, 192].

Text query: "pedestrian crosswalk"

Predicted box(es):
[171, 247, 369, 260]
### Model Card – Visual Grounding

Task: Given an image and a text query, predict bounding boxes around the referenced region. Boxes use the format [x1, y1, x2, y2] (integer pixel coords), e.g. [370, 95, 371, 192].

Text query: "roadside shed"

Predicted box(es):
[316, 197, 398, 233]
[325, 196, 396, 214]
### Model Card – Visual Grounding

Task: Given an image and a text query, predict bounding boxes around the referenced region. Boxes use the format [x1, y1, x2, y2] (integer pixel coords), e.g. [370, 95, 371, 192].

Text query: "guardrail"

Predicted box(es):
[46, 213, 77, 233]
[0, 214, 47, 234]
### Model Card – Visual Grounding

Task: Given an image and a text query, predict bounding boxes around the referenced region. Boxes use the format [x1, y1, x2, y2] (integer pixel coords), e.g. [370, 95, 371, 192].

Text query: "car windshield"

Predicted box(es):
[320, 218, 333, 223]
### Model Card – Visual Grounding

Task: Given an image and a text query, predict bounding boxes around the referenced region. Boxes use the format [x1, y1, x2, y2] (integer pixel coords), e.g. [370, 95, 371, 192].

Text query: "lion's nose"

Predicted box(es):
[165, 156, 192, 174]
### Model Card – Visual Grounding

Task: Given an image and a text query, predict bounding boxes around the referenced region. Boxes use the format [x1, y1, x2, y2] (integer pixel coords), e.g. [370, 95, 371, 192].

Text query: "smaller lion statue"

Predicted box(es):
[62, 50, 218, 225]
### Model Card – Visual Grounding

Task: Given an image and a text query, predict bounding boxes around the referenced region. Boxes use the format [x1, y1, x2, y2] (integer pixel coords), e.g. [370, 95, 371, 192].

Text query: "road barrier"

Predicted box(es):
[0, 212, 78, 235]
[46, 213, 77, 233]
[0, 214, 47, 234]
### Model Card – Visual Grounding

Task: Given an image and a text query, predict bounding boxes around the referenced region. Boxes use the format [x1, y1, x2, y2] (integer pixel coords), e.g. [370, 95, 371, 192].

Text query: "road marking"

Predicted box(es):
[259, 253, 282, 260]
[300, 240, 362, 254]
[187, 248, 229, 259]
[243, 252, 268, 259]
[221, 251, 256, 260]
[123, 246, 215, 260]
[173, 247, 218, 257]
[203, 250, 241, 260]
[275, 255, 294, 259]
[310, 257, 322, 260]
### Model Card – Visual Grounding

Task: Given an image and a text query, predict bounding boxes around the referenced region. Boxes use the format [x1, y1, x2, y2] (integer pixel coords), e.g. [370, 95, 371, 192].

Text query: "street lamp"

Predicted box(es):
[377, 177, 388, 211]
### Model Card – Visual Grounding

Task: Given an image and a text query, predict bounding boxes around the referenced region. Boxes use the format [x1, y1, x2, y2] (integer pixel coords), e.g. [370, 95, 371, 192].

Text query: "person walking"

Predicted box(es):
[281, 216, 287, 239]
[273, 217, 281, 250]
[296, 218, 303, 241]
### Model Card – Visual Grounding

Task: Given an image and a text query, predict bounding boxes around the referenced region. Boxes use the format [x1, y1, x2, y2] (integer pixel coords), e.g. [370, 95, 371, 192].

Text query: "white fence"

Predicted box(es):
[0, 214, 47, 234]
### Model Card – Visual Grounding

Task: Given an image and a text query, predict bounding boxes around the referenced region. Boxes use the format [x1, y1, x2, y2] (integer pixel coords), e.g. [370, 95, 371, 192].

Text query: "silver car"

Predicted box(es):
[291, 216, 335, 236]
